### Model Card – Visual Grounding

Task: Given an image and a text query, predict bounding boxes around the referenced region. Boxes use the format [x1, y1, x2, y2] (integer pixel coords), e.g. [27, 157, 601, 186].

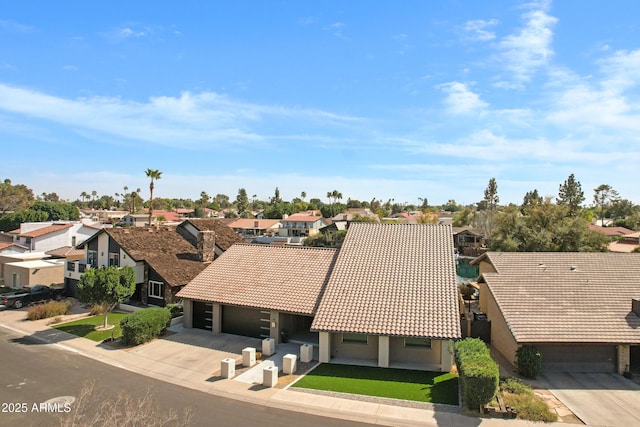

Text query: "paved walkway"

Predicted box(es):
[0, 308, 584, 427]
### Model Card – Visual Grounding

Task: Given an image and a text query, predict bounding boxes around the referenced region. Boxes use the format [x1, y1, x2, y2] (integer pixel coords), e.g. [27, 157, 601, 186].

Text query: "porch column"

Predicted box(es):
[212, 303, 222, 334]
[617, 344, 630, 375]
[440, 340, 454, 372]
[182, 299, 193, 328]
[270, 311, 279, 343]
[319, 332, 331, 363]
[378, 336, 389, 368]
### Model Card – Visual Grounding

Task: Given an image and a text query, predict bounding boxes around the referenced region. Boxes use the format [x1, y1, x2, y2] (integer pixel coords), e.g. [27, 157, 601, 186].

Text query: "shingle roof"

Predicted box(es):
[183, 219, 245, 250]
[177, 244, 338, 315]
[45, 246, 85, 258]
[478, 252, 640, 344]
[17, 224, 73, 238]
[107, 227, 207, 287]
[311, 223, 461, 339]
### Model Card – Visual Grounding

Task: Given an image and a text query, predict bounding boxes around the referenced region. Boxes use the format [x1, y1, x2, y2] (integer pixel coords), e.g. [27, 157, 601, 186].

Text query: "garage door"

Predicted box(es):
[221, 305, 266, 338]
[538, 344, 616, 373]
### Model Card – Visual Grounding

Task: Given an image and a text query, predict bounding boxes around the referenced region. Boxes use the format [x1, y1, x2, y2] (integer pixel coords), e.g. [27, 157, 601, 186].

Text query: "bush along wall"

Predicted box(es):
[120, 308, 172, 346]
[516, 345, 542, 379]
[454, 338, 499, 411]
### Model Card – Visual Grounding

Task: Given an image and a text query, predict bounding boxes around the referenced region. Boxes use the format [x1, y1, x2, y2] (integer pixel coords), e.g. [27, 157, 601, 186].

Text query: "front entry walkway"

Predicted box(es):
[234, 342, 319, 384]
[538, 372, 640, 426]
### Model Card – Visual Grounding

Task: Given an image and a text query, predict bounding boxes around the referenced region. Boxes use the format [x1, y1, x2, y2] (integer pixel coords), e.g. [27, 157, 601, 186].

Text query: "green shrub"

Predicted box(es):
[516, 345, 542, 379]
[166, 303, 183, 319]
[120, 308, 171, 346]
[500, 377, 531, 396]
[27, 300, 71, 321]
[455, 338, 499, 410]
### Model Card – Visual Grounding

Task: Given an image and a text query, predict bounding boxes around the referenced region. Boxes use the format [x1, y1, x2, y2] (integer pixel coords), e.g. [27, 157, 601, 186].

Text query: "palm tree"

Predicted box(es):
[326, 190, 343, 217]
[80, 191, 89, 207]
[145, 169, 162, 226]
[301, 191, 307, 201]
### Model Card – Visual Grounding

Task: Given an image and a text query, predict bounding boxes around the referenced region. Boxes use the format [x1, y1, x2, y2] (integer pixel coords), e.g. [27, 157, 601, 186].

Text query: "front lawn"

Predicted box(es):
[52, 313, 128, 342]
[292, 363, 458, 404]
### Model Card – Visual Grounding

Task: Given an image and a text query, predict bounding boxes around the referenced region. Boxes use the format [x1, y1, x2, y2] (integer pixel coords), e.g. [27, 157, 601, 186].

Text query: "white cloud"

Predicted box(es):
[463, 19, 499, 42]
[495, 2, 557, 87]
[438, 81, 488, 114]
[63, 65, 78, 71]
[0, 19, 34, 33]
[0, 84, 367, 149]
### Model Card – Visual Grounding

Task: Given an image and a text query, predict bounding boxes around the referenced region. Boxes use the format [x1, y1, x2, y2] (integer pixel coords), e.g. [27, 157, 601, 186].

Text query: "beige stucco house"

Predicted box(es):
[472, 252, 640, 374]
[178, 223, 461, 371]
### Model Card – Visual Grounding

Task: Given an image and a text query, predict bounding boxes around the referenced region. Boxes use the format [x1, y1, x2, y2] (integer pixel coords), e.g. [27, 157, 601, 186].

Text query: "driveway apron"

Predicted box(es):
[538, 372, 640, 426]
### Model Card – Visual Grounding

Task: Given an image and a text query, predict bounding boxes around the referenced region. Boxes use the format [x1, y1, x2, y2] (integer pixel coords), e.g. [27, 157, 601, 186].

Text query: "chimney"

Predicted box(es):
[197, 231, 216, 263]
[633, 298, 640, 317]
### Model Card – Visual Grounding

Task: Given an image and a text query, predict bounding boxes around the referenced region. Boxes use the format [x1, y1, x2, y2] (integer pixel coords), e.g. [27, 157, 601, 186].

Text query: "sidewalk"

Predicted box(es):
[0, 308, 581, 427]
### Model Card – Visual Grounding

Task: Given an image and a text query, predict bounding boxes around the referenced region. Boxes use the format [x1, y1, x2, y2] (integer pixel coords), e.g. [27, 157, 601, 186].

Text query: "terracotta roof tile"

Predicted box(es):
[45, 246, 85, 258]
[177, 244, 337, 315]
[185, 219, 245, 250]
[311, 223, 461, 339]
[479, 252, 640, 344]
[18, 224, 73, 238]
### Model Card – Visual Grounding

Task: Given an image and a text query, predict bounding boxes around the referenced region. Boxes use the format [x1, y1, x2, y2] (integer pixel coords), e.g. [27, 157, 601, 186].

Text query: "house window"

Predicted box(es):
[66, 261, 75, 272]
[342, 333, 368, 344]
[108, 252, 120, 267]
[87, 250, 98, 267]
[404, 337, 432, 348]
[71, 236, 76, 246]
[148, 280, 163, 299]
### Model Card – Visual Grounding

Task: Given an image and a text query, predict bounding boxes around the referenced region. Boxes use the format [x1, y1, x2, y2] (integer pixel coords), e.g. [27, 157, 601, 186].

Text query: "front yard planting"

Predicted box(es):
[52, 313, 128, 342]
[292, 363, 458, 404]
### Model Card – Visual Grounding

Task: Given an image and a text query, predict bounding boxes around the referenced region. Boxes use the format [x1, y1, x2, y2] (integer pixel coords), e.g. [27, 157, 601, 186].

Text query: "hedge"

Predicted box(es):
[120, 308, 171, 346]
[516, 345, 542, 379]
[454, 338, 499, 410]
[27, 300, 72, 321]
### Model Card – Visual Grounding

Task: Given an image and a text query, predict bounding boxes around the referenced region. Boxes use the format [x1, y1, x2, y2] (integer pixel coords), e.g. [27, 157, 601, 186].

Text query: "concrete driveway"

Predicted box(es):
[538, 372, 640, 426]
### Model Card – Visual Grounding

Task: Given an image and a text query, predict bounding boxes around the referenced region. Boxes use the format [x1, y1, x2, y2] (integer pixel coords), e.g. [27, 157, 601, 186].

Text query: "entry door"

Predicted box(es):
[192, 301, 213, 331]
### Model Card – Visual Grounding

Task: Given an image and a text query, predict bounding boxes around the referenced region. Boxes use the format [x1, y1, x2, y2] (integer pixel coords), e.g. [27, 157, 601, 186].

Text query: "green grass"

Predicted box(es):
[292, 363, 459, 404]
[52, 313, 128, 342]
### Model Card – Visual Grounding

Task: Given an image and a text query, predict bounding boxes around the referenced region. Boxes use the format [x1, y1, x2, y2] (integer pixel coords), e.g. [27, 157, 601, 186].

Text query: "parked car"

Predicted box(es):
[1, 285, 64, 309]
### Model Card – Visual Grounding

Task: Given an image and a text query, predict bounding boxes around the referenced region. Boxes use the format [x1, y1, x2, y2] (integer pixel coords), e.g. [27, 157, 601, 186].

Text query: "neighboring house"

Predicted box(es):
[452, 227, 487, 257]
[120, 213, 156, 227]
[0, 242, 29, 255]
[278, 214, 328, 244]
[71, 219, 244, 306]
[81, 209, 128, 223]
[588, 224, 634, 239]
[608, 231, 640, 253]
[8, 220, 105, 253]
[330, 209, 380, 230]
[178, 223, 461, 372]
[226, 218, 282, 241]
[472, 252, 640, 374]
[0, 252, 64, 289]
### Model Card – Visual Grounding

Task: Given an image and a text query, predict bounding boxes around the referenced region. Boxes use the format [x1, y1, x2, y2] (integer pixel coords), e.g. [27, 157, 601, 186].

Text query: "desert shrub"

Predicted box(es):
[90, 304, 105, 315]
[120, 308, 171, 346]
[516, 345, 542, 379]
[166, 303, 183, 319]
[455, 338, 499, 410]
[502, 392, 557, 422]
[27, 300, 71, 321]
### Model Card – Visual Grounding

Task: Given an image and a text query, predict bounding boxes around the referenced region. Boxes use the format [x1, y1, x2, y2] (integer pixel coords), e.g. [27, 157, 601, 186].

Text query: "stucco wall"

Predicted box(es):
[332, 333, 379, 361]
[4, 263, 64, 288]
[389, 336, 442, 366]
[480, 282, 518, 366]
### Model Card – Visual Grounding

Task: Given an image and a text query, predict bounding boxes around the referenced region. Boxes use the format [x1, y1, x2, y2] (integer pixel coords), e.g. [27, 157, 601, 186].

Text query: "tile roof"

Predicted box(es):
[588, 224, 634, 237]
[478, 252, 640, 344]
[311, 223, 461, 339]
[177, 244, 338, 315]
[282, 215, 325, 223]
[45, 246, 85, 258]
[106, 227, 207, 287]
[182, 219, 245, 250]
[17, 223, 73, 238]
[227, 218, 281, 229]
[0, 242, 28, 251]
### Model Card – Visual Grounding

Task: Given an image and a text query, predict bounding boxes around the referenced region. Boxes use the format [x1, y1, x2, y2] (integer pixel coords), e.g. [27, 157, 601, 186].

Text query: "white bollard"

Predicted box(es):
[242, 347, 256, 367]
[262, 337, 275, 357]
[300, 343, 313, 363]
[283, 354, 297, 374]
[263, 365, 278, 387]
[221, 358, 236, 378]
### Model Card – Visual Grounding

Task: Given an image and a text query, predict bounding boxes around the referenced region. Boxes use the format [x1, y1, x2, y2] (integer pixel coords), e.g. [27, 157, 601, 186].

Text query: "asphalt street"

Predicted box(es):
[0, 328, 373, 427]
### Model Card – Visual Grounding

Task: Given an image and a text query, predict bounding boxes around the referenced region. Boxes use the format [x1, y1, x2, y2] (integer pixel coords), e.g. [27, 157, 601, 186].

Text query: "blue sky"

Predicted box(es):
[1, 1, 639, 206]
